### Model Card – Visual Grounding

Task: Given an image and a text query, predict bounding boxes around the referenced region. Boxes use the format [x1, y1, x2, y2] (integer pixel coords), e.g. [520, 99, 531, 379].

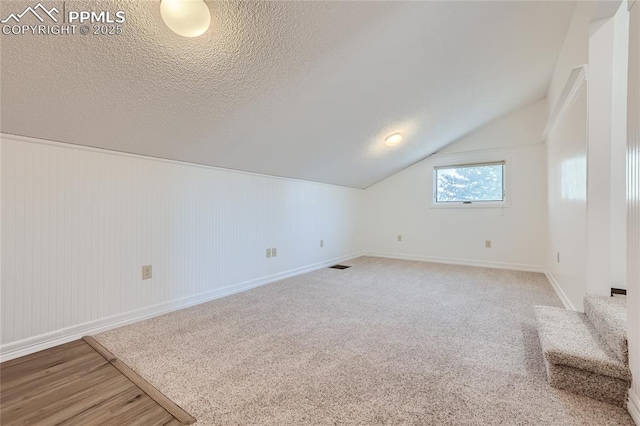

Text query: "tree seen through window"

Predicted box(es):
[436, 164, 504, 202]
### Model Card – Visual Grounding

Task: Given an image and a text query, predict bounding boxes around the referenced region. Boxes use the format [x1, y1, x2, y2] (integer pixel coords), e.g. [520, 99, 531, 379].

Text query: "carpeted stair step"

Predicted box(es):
[534, 305, 631, 406]
[583, 294, 628, 364]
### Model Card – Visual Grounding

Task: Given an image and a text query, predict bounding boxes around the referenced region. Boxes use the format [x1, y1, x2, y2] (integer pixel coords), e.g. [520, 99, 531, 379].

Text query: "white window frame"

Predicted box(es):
[431, 158, 510, 209]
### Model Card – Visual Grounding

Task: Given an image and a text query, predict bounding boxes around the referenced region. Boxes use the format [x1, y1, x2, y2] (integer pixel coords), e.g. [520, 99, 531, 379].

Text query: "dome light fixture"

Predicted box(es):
[160, 0, 211, 38]
[384, 132, 403, 147]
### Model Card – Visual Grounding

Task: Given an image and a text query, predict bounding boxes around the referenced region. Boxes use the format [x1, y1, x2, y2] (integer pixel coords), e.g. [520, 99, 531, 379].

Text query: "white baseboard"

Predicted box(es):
[364, 252, 545, 273]
[0, 252, 362, 362]
[630, 389, 640, 426]
[543, 268, 577, 311]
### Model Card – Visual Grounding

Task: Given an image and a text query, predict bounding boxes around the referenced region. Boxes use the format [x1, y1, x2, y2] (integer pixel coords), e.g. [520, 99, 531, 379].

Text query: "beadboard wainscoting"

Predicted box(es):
[0, 135, 364, 361]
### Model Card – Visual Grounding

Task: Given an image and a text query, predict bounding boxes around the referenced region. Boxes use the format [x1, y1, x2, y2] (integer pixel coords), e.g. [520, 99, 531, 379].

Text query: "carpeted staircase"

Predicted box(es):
[535, 295, 631, 406]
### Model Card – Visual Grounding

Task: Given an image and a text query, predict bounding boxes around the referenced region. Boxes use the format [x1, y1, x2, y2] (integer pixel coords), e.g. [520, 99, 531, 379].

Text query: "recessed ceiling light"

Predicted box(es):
[160, 0, 211, 38]
[384, 132, 403, 147]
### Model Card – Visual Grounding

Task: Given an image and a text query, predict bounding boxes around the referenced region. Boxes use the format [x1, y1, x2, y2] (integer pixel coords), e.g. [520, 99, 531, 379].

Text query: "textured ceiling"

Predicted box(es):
[0, 0, 575, 188]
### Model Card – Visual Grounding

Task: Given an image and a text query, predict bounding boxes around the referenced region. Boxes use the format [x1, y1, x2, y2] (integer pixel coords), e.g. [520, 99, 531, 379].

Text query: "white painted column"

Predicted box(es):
[625, 0, 640, 421]
[587, 16, 615, 296]
[611, 6, 630, 290]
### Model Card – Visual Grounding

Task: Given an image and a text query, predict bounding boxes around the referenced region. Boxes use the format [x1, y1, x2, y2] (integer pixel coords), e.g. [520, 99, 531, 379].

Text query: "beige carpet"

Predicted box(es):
[95, 257, 634, 425]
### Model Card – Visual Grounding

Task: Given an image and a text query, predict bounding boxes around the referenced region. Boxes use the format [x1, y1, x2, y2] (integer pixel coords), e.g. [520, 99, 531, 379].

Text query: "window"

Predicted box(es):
[434, 161, 505, 205]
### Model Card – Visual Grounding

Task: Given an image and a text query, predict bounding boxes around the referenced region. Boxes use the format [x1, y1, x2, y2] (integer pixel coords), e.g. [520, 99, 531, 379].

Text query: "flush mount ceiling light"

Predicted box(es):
[384, 132, 403, 147]
[160, 0, 211, 38]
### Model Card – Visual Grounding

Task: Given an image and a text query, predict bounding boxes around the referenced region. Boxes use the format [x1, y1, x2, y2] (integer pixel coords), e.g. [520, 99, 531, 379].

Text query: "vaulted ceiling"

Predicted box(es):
[0, 0, 575, 188]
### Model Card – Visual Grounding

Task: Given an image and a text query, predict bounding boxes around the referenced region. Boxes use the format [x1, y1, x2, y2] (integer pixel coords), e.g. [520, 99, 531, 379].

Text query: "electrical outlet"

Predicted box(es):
[485, 240, 492, 248]
[397, 235, 402, 242]
[320, 240, 324, 248]
[266, 248, 271, 258]
[142, 265, 152, 280]
[272, 248, 277, 257]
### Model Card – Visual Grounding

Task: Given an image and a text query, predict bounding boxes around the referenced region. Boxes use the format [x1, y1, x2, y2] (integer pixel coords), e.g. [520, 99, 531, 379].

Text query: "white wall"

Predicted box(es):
[545, 1, 630, 309]
[546, 79, 589, 312]
[0, 135, 364, 360]
[625, 1, 640, 422]
[362, 100, 548, 271]
[548, 2, 596, 110]
[611, 5, 630, 290]
[587, 5, 631, 294]
[587, 16, 615, 297]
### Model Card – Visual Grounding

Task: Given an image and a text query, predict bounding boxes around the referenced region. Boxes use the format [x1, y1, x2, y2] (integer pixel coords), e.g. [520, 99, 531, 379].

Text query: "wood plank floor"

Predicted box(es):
[1, 340, 183, 425]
